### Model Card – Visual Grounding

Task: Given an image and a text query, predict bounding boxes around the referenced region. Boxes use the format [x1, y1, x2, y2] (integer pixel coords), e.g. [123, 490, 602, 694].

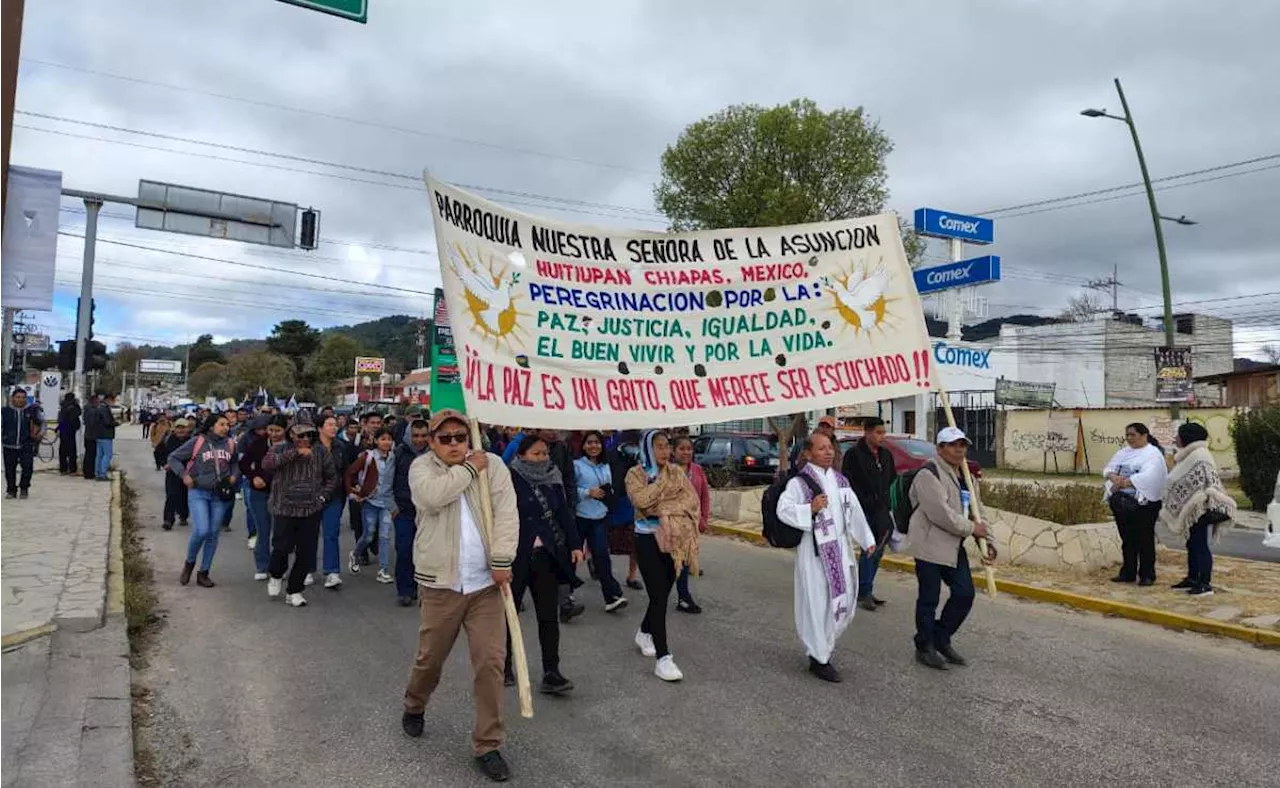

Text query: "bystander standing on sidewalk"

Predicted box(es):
[3, 388, 42, 499]
[1161, 422, 1237, 597]
[92, 393, 118, 481]
[57, 392, 81, 476]
[81, 394, 100, 480]
[1103, 423, 1168, 586]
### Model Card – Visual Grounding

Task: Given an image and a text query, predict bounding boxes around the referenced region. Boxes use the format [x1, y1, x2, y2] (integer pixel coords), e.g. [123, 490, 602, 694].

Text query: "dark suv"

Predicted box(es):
[693, 433, 779, 487]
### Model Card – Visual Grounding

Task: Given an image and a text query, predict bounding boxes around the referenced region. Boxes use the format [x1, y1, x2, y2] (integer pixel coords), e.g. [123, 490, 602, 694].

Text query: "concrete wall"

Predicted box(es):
[999, 406, 1239, 474]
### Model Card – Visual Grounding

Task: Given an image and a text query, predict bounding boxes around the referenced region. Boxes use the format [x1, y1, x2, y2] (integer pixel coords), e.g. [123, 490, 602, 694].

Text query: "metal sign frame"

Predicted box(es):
[135, 180, 299, 249]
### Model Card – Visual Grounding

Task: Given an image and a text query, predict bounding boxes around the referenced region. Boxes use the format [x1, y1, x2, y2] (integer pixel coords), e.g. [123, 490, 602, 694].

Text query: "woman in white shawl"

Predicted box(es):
[777, 431, 876, 683]
[1102, 422, 1168, 586]
[1160, 422, 1235, 596]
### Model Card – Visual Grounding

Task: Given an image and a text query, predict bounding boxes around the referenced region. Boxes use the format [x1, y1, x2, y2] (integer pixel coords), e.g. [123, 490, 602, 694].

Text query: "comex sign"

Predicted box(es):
[913, 208, 994, 245]
[913, 255, 1001, 295]
[934, 340, 991, 370]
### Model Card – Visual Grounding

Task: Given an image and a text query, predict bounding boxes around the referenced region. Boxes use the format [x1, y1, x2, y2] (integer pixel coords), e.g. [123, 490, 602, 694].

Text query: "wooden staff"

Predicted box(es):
[468, 418, 534, 719]
[936, 388, 998, 599]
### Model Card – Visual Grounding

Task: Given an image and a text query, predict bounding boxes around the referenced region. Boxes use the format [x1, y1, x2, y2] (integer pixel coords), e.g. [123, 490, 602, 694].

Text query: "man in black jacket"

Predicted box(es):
[82, 394, 100, 479]
[391, 418, 431, 606]
[92, 393, 118, 481]
[842, 417, 896, 611]
[3, 389, 42, 499]
[58, 393, 81, 475]
[157, 418, 193, 529]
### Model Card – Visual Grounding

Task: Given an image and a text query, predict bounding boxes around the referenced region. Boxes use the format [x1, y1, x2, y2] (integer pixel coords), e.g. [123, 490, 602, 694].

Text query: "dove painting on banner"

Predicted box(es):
[426, 175, 936, 431]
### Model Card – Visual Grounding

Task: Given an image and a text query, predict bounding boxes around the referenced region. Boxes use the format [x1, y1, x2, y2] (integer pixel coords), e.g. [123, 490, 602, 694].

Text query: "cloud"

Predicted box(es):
[11, 0, 1278, 355]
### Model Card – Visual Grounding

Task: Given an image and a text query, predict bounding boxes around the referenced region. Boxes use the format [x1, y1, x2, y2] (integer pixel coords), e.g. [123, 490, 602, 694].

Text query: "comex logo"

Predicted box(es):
[933, 341, 991, 369]
[924, 263, 975, 285]
[938, 214, 981, 235]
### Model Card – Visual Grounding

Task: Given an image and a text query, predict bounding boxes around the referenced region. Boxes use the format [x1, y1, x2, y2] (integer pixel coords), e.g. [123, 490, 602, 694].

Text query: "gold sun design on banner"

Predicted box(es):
[826, 259, 900, 339]
[447, 245, 529, 350]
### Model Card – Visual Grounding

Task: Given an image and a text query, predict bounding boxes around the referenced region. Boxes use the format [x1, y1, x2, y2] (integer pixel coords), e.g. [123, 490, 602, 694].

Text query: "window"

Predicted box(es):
[741, 438, 776, 458]
[709, 438, 732, 457]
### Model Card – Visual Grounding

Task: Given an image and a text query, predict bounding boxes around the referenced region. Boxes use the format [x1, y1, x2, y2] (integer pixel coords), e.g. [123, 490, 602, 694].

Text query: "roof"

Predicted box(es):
[1194, 364, 1280, 384]
[400, 370, 433, 386]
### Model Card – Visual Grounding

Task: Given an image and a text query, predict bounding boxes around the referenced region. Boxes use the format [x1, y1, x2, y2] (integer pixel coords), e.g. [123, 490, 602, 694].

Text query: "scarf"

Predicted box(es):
[638, 429, 662, 480]
[509, 457, 563, 488]
[801, 463, 855, 623]
[1159, 441, 1236, 541]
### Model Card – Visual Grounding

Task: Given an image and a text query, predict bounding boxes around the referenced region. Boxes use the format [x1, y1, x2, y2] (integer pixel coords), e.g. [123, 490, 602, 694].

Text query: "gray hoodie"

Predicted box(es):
[167, 433, 240, 491]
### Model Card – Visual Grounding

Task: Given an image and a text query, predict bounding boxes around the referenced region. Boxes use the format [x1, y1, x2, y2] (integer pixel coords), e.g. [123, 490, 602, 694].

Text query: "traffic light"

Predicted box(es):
[58, 340, 77, 372]
[299, 208, 320, 250]
[87, 341, 108, 372]
[75, 297, 97, 340]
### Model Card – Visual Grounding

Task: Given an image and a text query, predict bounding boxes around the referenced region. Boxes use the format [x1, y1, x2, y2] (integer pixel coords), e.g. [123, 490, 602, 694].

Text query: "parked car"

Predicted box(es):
[693, 432, 779, 486]
[836, 432, 983, 480]
[1266, 471, 1280, 549]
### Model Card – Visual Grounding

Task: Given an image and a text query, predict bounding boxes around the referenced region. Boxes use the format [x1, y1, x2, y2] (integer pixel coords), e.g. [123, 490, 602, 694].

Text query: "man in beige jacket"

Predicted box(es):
[906, 427, 993, 671]
[401, 409, 518, 782]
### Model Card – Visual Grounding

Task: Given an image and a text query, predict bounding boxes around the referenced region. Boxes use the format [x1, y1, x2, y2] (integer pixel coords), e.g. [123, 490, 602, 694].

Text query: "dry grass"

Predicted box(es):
[980, 482, 1112, 525]
[119, 475, 162, 787]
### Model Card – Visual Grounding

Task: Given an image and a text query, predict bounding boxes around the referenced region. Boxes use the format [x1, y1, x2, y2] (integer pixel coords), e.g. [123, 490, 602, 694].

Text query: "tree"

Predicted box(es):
[310, 333, 366, 404]
[1059, 291, 1107, 322]
[187, 361, 228, 400]
[187, 334, 225, 369]
[655, 98, 901, 469]
[267, 320, 321, 377]
[1260, 343, 1280, 365]
[222, 351, 295, 400]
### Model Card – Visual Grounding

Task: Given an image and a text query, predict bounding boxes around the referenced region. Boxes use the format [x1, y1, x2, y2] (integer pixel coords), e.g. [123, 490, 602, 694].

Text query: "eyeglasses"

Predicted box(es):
[434, 432, 469, 445]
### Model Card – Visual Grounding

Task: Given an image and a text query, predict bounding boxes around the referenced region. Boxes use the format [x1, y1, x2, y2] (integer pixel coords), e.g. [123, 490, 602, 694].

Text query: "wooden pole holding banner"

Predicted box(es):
[468, 418, 534, 719]
[935, 387, 998, 599]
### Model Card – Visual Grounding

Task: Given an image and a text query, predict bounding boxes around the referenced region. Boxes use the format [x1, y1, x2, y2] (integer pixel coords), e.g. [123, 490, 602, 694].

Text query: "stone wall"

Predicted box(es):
[710, 487, 1121, 572]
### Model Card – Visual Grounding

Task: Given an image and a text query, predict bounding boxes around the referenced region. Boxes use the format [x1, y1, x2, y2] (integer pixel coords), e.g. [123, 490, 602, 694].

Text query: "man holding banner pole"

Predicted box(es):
[402, 409, 519, 783]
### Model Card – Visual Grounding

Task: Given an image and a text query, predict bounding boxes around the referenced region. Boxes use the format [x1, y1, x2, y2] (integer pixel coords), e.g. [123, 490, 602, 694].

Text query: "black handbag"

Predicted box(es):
[214, 477, 237, 502]
[1109, 491, 1140, 518]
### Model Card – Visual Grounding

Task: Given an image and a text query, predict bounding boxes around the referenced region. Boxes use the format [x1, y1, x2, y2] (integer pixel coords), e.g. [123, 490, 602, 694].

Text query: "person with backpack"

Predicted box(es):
[905, 427, 995, 671]
[842, 417, 896, 612]
[167, 413, 241, 587]
[773, 431, 876, 683]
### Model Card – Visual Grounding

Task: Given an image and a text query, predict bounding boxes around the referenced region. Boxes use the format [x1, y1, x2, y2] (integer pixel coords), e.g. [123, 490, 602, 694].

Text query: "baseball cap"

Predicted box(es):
[936, 426, 971, 445]
[818, 416, 837, 428]
[428, 408, 468, 433]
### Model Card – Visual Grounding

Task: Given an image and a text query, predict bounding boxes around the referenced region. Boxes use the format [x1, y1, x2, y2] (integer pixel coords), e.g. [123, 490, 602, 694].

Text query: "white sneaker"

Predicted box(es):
[376, 569, 393, 584]
[253, 572, 268, 581]
[324, 573, 342, 589]
[655, 655, 684, 682]
[286, 593, 307, 607]
[635, 630, 656, 658]
[267, 577, 282, 598]
[247, 535, 257, 551]
[348, 551, 360, 574]
[304, 573, 315, 587]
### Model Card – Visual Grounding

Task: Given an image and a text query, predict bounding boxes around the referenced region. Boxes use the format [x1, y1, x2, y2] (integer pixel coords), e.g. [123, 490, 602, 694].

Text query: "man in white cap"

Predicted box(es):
[905, 426, 995, 670]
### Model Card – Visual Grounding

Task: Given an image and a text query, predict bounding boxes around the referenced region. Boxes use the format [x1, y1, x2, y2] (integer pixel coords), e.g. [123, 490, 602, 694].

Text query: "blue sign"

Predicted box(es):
[933, 340, 991, 370]
[913, 255, 1001, 294]
[913, 207, 994, 245]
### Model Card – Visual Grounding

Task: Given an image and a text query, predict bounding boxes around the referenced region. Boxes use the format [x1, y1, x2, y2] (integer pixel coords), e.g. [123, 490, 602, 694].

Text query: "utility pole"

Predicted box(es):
[2, 2, 27, 377]
[72, 197, 102, 403]
[1086, 263, 1122, 313]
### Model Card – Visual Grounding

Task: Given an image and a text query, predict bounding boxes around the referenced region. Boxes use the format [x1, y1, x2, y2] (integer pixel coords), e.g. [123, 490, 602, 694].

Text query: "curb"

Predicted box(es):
[1, 623, 58, 651]
[107, 471, 126, 616]
[709, 522, 1280, 648]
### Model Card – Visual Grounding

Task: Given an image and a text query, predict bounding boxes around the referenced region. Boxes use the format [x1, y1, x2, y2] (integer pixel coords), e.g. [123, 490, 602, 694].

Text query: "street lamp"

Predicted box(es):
[1160, 214, 1197, 226]
[1082, 77, 1182, 417]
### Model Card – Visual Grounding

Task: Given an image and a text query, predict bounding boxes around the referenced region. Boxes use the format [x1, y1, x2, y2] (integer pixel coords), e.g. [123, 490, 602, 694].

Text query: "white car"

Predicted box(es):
[1266, 471, 1280, 549]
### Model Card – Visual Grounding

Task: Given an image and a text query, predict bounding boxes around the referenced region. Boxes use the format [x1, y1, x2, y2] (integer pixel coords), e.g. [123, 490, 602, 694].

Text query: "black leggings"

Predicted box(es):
[506, 548, 561, 675]
[635, 533, 676, 658]
[1114, 500, 1161, 582]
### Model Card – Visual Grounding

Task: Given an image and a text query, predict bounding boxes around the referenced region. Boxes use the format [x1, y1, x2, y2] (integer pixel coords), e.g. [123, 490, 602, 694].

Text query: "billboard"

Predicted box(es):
[139, 359, 183, 374]
[1154, 346, 1193, 403]
[2, 166, 62, 312]
[354, 356, 385, 374]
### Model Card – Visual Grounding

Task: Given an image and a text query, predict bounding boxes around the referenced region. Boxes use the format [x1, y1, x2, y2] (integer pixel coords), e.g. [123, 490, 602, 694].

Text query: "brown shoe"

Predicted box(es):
[180, 561, 196, 585]
[196, 571, 216, 588]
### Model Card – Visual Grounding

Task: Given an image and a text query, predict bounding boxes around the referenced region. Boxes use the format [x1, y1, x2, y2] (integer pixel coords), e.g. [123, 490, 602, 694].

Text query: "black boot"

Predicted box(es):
[196, 570, 216, 588]
[180, 561, 195, 585]
[937, 644, 968, 666]
[401, 710, 424, 738]
[915, 647, 949, 671]
[539, 670, 574, 695]
[808, 657, 842, 683]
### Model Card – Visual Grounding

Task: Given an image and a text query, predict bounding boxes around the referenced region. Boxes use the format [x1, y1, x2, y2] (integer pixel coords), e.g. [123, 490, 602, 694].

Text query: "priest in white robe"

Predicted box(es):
[778, 431, 876, 682]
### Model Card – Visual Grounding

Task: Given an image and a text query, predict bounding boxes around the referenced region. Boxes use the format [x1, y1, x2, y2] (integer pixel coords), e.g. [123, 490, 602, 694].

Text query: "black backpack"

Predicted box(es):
[888, 463, 939, 535]
[761, 470, 824, 549]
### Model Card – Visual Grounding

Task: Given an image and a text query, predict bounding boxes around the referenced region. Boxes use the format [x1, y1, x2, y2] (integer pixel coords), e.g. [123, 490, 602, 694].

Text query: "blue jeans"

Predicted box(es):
[394, 511, 417, 598]
[913, 548, 975, 651]
[577, 517, 622, 602]
[319, 497, 345, 575]
[94, 438, 114, 479]
[1186, 520, 1213, 586]
[186, 488, 230, 572]
[242, 478, 258, 537]
[356, 503, 392, 571]
[248, 488, 273, 574]
[858, 548, 883, 600]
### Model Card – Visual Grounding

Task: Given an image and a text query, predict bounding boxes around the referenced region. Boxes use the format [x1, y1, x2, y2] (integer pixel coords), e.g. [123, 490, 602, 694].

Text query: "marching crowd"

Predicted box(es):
[10, 388, 1235, 784]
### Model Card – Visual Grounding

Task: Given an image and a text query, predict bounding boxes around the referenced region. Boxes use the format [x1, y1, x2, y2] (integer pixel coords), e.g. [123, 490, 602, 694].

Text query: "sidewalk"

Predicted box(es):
[1, 466, 135, 787]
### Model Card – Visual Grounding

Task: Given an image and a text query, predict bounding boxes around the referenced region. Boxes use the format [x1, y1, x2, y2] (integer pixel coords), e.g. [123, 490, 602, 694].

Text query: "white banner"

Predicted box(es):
[427, 176, 934, 430]
[2, 166, 62, 311]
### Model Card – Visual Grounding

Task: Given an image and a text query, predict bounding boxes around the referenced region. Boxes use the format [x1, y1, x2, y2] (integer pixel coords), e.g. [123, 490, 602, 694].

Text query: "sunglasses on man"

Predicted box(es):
[433, 431, 469, 446]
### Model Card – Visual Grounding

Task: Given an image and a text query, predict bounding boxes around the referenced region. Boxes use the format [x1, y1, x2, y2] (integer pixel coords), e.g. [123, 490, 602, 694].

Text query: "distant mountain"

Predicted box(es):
[323, 314, 427, 372]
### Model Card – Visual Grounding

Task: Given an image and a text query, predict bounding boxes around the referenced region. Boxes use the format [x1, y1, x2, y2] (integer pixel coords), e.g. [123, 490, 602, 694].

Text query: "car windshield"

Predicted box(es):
[741, 438, 776, 457]
[893, 438, 938, 459]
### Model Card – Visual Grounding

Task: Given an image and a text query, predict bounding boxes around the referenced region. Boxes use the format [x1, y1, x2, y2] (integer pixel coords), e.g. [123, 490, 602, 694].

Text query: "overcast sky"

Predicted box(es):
[11, 0, 1279, 355]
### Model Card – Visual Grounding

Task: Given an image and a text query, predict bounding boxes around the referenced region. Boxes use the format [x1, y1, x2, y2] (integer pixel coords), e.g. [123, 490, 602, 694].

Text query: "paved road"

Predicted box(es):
[119, 436, 1280, 787]
[1161, 527, 1278, 563]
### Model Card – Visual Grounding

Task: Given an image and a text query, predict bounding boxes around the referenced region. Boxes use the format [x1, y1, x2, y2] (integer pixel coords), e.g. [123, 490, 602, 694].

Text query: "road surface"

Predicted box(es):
[119, 436, 1279, 787]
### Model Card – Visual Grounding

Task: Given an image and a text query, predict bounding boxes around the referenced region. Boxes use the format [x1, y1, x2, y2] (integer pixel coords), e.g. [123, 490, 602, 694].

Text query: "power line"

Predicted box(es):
[19, 57, 658, 176]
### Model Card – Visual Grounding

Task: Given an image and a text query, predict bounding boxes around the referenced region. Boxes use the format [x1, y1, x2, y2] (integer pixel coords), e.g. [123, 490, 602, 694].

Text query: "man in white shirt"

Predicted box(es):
[402, 410, 519, 783]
